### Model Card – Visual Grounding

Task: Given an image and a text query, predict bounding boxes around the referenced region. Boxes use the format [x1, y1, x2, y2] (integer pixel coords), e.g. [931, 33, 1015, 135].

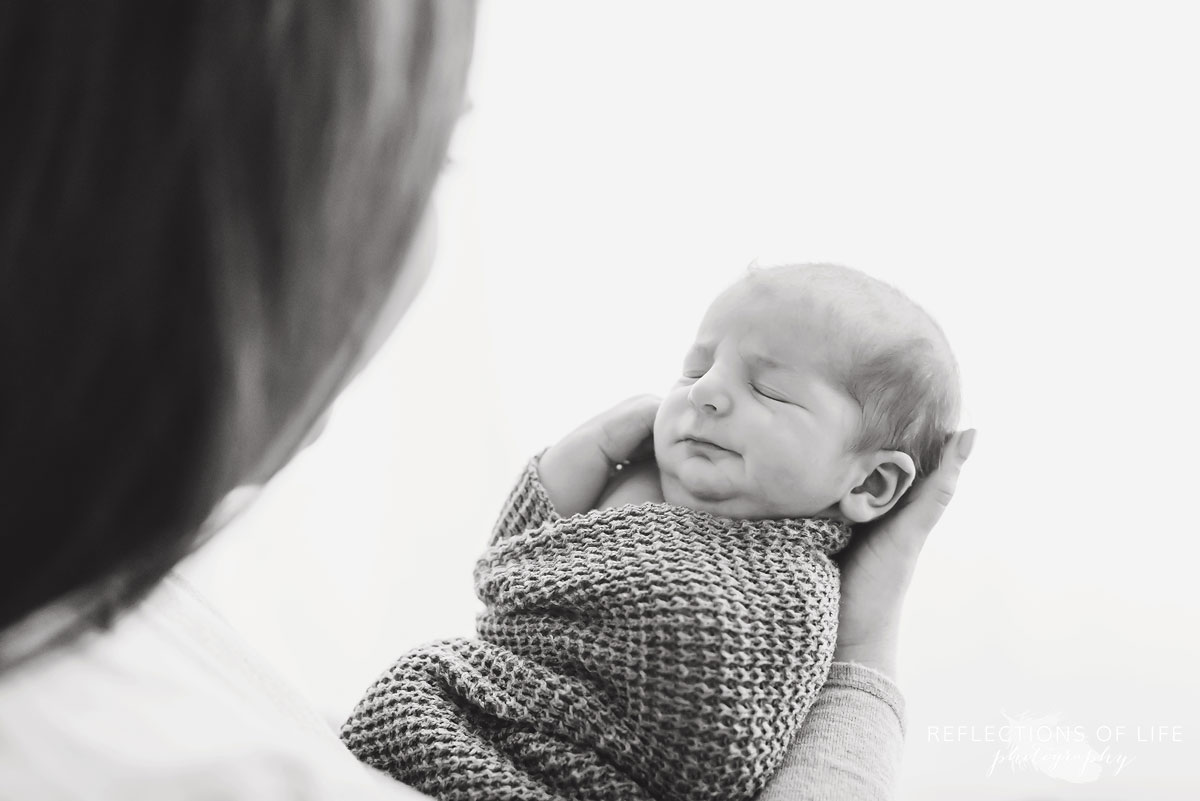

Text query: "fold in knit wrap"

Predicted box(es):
[341, 456, 853, 801]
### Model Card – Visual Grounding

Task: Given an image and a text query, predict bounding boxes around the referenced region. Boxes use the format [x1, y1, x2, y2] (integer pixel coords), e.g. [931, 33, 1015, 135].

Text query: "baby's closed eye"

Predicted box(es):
[750, 383, 788, 403]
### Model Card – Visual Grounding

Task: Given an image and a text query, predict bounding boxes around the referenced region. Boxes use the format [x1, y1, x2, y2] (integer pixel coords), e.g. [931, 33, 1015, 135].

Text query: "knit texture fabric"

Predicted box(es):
[341, 457, 853, 801]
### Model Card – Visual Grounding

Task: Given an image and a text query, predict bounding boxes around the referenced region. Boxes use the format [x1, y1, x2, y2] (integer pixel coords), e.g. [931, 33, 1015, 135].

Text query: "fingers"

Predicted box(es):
[594, 394, 661, 466]
[905, 428, 976, 535]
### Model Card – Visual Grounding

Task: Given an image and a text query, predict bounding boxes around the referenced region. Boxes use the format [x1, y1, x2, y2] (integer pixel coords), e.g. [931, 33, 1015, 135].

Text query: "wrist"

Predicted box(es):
[833, 634, 899, 682]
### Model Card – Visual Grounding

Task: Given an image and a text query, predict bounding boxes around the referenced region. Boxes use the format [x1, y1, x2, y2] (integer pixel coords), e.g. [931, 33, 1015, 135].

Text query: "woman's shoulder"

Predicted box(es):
[0, 574, 429, 801]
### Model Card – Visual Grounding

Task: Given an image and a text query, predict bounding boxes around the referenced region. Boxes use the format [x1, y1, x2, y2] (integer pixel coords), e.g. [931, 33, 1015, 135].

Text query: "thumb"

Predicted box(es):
[905, 428, 976, 535]
[594, 394, 661, 466]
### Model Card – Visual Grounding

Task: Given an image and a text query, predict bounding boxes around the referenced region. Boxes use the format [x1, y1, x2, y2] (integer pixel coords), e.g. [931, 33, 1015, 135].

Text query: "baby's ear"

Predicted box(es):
[837, 450, 917, 524]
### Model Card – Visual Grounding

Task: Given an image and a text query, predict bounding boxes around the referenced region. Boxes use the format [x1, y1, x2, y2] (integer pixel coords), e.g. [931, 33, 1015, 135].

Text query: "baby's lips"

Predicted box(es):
[681, 434, 735, 454]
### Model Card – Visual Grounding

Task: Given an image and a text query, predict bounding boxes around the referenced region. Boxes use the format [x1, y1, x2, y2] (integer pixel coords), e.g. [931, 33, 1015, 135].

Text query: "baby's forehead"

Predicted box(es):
[690, 286, 838, 376]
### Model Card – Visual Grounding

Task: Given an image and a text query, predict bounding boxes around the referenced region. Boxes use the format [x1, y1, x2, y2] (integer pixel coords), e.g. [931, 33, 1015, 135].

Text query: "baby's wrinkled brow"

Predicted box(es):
[747, 353, 789, 371]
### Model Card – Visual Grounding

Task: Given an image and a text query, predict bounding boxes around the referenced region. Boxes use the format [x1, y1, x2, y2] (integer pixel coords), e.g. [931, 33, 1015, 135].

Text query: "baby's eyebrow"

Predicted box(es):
[748, 353, 785, 370]
[746, 352, 802, 376]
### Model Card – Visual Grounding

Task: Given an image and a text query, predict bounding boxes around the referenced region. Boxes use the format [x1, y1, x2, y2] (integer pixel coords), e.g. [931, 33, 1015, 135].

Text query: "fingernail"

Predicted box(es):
[958, 429, 977, 461]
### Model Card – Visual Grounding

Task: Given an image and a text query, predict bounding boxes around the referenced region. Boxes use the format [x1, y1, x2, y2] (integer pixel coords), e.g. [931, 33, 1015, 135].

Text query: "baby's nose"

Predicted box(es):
[688, 374, 731, 415]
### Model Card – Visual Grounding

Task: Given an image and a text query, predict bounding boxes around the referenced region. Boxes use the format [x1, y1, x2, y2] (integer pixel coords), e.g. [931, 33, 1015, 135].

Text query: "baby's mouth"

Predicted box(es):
[682, 435, 734, 455]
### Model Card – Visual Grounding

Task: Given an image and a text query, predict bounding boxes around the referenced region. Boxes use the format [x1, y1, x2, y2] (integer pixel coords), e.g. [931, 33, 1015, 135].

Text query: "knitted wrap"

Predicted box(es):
[341, 457, 852, 801]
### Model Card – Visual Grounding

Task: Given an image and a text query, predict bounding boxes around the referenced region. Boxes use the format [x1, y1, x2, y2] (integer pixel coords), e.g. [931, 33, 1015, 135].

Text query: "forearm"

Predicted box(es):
[757, 662, 905, 801]
[536, 439, 613, 517]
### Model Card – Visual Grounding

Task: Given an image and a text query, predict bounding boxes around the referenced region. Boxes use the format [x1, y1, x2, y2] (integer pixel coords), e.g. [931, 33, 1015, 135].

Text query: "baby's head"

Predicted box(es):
[654, 263, 960, 523]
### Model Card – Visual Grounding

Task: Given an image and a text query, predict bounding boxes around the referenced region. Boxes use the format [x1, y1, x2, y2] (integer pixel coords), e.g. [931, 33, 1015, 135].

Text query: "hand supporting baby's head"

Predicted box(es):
[654, 263, 960, 524]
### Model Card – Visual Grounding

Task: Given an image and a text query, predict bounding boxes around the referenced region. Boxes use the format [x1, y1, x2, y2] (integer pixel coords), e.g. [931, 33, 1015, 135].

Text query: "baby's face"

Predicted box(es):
[654, 279, 863, 520]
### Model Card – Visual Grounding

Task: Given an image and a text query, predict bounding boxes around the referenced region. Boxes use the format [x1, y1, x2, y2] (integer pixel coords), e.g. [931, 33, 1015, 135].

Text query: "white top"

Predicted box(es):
[0, 573, 430, 801]
[0, 573, 905, 801]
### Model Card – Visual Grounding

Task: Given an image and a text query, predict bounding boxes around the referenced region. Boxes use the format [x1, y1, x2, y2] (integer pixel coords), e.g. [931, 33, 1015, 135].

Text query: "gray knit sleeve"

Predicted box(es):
[755, 662, 906, 801]
[488, 452, 559, 547]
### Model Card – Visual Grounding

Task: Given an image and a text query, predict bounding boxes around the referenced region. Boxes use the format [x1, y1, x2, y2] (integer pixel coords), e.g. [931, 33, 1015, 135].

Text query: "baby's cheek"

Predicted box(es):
[752, 449, 824, 513]
[652, 396, 683, 455]
[753, 462, 797, 505]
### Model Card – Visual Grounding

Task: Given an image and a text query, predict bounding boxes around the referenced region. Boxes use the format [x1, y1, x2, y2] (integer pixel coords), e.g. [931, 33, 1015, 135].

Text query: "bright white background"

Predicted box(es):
[181, 2, 1200, 798]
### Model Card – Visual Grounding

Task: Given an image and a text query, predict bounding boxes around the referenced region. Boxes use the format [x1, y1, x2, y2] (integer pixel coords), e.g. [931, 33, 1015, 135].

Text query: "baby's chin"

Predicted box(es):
[661, 461, 830, 521]
[661, 469, 764, 519]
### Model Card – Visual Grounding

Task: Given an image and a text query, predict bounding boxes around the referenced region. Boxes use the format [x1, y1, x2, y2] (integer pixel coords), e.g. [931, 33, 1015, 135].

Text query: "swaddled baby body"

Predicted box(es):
[342, 263, 961, 801]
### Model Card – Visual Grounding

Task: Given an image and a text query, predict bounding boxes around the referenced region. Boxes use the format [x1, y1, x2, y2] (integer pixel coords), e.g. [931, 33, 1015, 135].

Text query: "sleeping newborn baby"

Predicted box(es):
[342, 263, 961, 801]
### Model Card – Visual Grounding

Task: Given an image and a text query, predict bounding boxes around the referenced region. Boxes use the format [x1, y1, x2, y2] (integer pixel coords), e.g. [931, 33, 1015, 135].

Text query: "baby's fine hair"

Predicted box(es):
[747, 263, 961, 485]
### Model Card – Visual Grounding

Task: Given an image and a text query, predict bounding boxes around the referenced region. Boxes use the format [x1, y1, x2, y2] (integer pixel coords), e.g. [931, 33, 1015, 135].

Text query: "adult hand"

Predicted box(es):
[832, 429, 976, 679]
[537, 395, 661, 516]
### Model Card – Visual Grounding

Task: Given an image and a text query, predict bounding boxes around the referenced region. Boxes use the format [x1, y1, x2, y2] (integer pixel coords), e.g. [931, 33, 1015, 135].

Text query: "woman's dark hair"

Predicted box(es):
[0, 1, 475, 664]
